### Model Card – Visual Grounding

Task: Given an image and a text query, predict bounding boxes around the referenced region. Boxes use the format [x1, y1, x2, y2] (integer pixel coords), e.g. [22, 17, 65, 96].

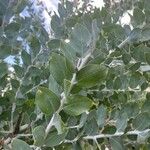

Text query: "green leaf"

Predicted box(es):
[76, 64, 107, 89]
[133, 112, 150, 130]
[12, 139, 32, 150]
[145, 52, 150, 65]
[128, 28, 141, 42]
[64, 79, 72, 97]
[32, 125, 45, 146]
[29, 36, 40, 57]
[110, 137, 125, 150]
[122, 53, 131, 64]
[63, 95, 93, 116]
[4, 22, 20, 39]
[21, 50, 31, 66]
[92, 19, 100, 43]
[78, 113, 88, 128]
[44, 131, 67, 147]
[137, 130, 150, 143]
[49, 53, 74, 85]
[113, 77, 122, 90]
[0, 62, 7, 78]
[141, 27, 150, 42]
[48, 39, 61, 50]
[84, 118, 99, 135]
[116, 113, 128, 132]
[35, 87, 60, 115]
[0, 44, 11, 59]
[96, 105, 107, 128]
[13, 65, 24, 78]
[70, 23, 91, 56]
[129, 62, 141, 72]
[131, 44, 150, 62]
[133, 8, 145, 26]
[121, 102, 139, 119]
[129, 72, 145, 89]
[141, 99, 150, 113]
[49, 75, 62, 96]
[53, 114, 65, 134]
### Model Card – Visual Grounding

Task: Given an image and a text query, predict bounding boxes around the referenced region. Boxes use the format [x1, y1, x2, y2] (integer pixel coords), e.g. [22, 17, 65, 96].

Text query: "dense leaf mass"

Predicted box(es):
[0, 0, 150, 149]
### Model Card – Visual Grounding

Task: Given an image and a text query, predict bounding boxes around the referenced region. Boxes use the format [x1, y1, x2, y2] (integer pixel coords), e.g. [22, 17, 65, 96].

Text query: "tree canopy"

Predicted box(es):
[0, 0, 150, 149]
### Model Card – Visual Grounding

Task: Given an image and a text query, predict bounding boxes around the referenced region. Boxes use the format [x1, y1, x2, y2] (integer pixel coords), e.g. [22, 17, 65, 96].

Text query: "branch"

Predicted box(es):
[45, 50, 92, 136]
[25, 79, 48, 94]
[83, 129, 150, 140]
[118, 37, 130, 49]
[45, 34, 129, 137]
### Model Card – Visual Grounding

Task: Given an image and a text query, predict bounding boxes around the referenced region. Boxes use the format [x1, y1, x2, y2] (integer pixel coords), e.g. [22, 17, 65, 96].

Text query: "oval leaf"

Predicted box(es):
[76, 64, 107, 88]
[63, 95, 93, 116]
[32, 125, 45, 146]
[49, 53, 74, 85]
[35, 87, 60, 115]
[12, 139, 32, 150]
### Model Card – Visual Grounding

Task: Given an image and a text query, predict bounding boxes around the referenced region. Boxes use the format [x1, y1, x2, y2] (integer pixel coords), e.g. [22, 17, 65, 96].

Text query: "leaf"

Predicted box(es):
[96, 105, 107, 128]
[13, 65, 24, 78]
[121, 102, 139, 119]
[133, 112, 150, 130]
[129, 72, 145, 89]
[128, 28, 141, 42]
[141, 27, 150, 42]
[4, 22, 20, 39]
[53, 114, 65, 134]
[49, 53, 74, 85]
[70, 23, 91, 56]
[133, 8, 145, 26]
[78, 113, 88, 128]
[116, 113, 128, 132]
[110, 137, 125, 150]
[137, 130, 150, 143]
[141, 99, 150, 113]
[92, 19, 100, 43]
[35, 87, 60, 115]
[131, 44, 150, 62]
[61, 42, 76, 62]
[129, 62, 141, 72]
[76, 64, 107, 89]
[29, 36, 40, 57]
[0, 62, 7, 78]
[84, 118, 99, 135]
[44, 131, 67, 147]
[0, 44, 11, 59]
[145, 52, 150, 65]
[48, 39, 61, 50]
[32, 125, 45, 146]
[122, 53, 131, 64]
[64, 79, 72, 97]
[21, 50, 31, 66]
[12, 139, 32, 150]
[63, 95, 93, 116]
[49, 75, 62, 96]
[113, 77, 122, 90]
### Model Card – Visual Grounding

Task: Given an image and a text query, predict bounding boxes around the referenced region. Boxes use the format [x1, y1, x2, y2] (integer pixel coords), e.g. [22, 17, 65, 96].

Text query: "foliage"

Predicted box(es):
[0, 0, 150, 149]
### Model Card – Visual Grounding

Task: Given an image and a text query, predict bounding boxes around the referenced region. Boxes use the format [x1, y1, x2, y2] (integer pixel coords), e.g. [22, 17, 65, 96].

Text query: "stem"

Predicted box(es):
[45, 50, 92, 136]
[16, 134, 33, 138]
[45, 92, 66, 136]
[45, 34, 129, 137]
[25, 79, 47, 94]
[94, 139, 101, 150]
[10, 103, 16, 132]
[118, 37, 130, 49]
[83, 129, 150, 140]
